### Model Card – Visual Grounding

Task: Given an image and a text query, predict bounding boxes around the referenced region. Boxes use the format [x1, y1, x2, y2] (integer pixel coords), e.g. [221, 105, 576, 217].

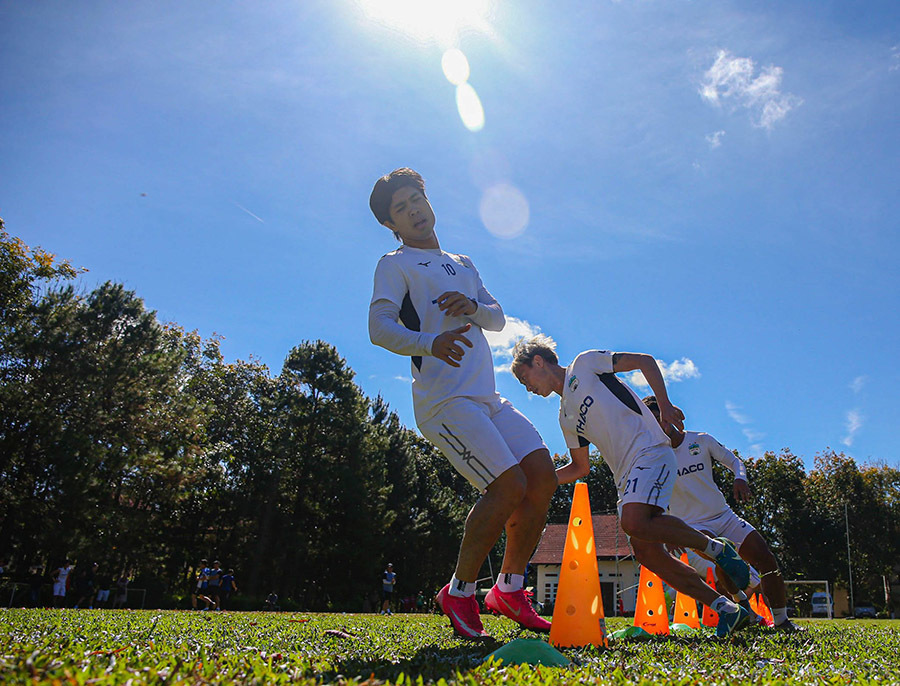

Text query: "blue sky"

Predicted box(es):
[1, 1, 898, 470]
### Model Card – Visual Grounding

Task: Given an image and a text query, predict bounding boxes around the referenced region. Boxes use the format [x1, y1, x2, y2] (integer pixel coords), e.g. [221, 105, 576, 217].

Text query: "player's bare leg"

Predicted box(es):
[498, 449, 557, 574]
[738, 531, 786, 609]
[630, 538, 724, 607]
[454, 464, 527, 581]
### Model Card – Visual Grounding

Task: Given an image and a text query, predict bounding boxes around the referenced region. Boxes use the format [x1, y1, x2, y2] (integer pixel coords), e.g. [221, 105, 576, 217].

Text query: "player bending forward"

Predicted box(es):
[511, 336, 753, 637]
[368, 169, 557, 640]
[642, 396, 802, 632]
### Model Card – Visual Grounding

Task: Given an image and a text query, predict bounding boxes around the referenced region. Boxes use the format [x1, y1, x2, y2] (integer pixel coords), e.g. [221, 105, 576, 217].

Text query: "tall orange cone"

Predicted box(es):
[672, 553, 700, 628]
[633, 565, 670, 635]
[701, 567, 719, 627]
[549, 482, 608, 648]
[749, 593, 760, 614]
[757, 594, 774, 627]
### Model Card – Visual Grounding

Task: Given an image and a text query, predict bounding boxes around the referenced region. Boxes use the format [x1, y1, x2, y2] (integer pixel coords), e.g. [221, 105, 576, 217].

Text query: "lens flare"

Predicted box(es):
[456, 83, 485, 132]
[441, 48, 470, 85]
[479, 183, 529, 238]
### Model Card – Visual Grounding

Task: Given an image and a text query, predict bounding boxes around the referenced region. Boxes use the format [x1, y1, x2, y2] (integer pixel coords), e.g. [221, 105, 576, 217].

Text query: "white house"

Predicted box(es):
[530, 514, 642, 615]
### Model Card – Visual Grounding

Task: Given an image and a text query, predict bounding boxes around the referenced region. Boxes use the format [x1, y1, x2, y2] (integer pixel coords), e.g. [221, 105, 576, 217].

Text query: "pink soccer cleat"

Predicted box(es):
[485, 586, 552, 633]
[435, 584, 491, 641]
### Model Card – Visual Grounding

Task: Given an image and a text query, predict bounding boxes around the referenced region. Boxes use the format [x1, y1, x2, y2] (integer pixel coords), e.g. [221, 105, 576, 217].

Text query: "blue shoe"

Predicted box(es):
[737, 599, 760, 630]
[716, 605, 750, 637]
[713, 538, 750, 590]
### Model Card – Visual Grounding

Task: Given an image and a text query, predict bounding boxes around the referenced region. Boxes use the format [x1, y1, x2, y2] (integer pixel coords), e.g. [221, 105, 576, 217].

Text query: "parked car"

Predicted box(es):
[811, 592, 833, 617]
[854, 605, 877, 618]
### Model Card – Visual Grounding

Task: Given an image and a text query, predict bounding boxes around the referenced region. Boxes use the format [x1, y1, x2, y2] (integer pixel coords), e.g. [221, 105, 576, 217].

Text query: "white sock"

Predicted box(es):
[772, 607, 788, 624]
[704, 538, 725, 558]
[735, 590, 748, 602]
[497, 573, 524, 593]
[711, 596, 739, 614]
[448, 576, 476, 598]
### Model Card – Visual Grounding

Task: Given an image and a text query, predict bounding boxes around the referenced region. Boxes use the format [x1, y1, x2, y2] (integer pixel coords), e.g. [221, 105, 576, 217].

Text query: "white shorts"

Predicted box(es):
[683, 547, 761, 593]
[53, 581, 66, 597]
[419, 396, 547, 490]
[617, 446, 676, 514]
[687, 508, 756, 548]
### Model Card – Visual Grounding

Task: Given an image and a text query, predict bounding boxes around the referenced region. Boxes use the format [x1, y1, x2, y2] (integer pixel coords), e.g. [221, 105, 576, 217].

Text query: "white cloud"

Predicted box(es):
[842, 409, 863, 447]
[706, 130, 726, 148]
[891, 45, 900, 72]
[850, 375, 867, 394]
[485, 315, 542, 374]
[700, 50, 802, 129]
[742, 428, 766, 442]
[725, 400, 752, 425]
[394, 375, 412, 383]
[623, 358, 700, 390]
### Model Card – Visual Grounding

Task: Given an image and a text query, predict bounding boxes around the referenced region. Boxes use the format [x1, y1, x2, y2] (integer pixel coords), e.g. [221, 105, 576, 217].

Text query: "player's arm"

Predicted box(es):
[612, 352, 684, 432]
[556, 445, 590, 484]
[705, 434, 751, 502]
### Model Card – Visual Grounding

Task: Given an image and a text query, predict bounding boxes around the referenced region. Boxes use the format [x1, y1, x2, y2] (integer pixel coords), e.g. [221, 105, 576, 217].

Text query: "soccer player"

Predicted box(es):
[511, 336, 753, 636]
[642, 396, 802, 631]
[368, 168, 557, 640]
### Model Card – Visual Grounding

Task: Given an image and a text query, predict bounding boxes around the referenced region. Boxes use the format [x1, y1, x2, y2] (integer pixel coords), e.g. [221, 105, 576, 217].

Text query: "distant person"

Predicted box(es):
[511, 336, 752, 637]
[368, 168, 556, 639]
[52, 560, 73, 607]
[381, 563, 396, 615]
[265, 592, 280, 612]
[74, 562, 98, 608]
[27, 565, 44, 608]
[220, 569, 238, 610]
[96, 576, 111, 608]
[642, 396, 802, 632]
[206, 560, 223, 610]
[113, 572, 129, 609]
[416, 591, 425, 613]
[190, 558, 212, 610]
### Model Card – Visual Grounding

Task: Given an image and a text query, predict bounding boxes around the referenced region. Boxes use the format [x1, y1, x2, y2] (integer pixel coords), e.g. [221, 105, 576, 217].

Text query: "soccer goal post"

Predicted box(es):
[784, 579, 832, 619]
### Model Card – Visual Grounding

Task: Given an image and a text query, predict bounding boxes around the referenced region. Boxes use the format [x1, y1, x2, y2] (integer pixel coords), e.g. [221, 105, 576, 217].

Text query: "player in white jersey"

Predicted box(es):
[642, 396, 802, 631]
[511, 335, 754, 637]
[368, 169, 556, 639]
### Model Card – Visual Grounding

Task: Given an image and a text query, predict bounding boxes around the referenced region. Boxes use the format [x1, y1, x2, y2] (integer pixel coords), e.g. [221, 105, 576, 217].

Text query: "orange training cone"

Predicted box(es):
[549, 482, 608, 648]
[757, 594, 775, 627]
[633, 565, 670, 635]
[749, 593, 760, 615]
[672, 553, 700, 628]
[701, 567, 719, 627]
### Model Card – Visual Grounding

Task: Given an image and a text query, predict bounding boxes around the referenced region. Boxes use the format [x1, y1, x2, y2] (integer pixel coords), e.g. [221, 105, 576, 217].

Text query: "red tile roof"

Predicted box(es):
[530, 515, 633, 564]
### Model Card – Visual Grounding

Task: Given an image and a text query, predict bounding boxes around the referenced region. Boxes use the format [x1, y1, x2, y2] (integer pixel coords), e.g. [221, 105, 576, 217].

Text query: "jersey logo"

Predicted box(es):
[688, 442, 701, 456]
[576, 396, 594, 435]
[677, 462, 705, 477]
[568, 375, 579, 391]
[418, 261, 431, 267]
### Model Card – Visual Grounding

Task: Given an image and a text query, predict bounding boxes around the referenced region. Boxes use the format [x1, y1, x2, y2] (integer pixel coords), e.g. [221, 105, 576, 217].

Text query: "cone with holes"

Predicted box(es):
[672, 553, 701, 629]
[549, 482, 608, 648]
[633, 565, 670, 635]
[756, 593, 775, 627]
[701, 567, 719, 627]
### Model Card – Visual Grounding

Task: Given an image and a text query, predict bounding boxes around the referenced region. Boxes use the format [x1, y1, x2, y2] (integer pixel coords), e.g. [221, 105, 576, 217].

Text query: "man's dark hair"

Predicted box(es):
[369, 168, 426, 225]
[642, 395, 659, 415]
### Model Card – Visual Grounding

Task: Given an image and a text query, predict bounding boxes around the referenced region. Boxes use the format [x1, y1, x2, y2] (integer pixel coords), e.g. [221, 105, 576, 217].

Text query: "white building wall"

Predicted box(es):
[536, 560, 641, 614]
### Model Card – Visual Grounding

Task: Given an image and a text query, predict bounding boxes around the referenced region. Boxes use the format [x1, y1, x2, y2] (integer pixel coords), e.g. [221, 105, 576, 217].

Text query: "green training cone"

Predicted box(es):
[483, 639, 571, 667]
[610, 625, 654, 641]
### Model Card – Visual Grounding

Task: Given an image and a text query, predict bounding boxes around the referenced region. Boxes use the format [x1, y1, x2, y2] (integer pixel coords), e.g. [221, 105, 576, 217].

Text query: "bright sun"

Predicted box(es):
[359, 0, 491, 44]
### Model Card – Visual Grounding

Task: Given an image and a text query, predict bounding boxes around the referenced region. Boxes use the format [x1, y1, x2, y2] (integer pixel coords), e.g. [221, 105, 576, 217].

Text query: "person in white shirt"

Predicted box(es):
[511, 336, 754, 637]
[642, 396, 801, 631]
[368, 169, 556, 639]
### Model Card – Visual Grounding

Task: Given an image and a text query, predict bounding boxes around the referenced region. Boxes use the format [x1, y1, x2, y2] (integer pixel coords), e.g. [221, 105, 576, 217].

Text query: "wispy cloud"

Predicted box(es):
[700, 50, 802, 129]
[725, 401, 765, 453]
[891, 45, 900, 72]
[842, 409, 863, 446]
[624, 358, 700, 391]
[706, 130, 725, 149]
[394, 375, 412, 383]
[484, 315, 542, 374]
[850, 375, 867, 394]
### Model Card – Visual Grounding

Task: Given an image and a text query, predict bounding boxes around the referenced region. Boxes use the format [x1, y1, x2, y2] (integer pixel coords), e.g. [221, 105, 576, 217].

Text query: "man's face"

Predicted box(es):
[384, 186, 436, 246]
[514, 358, 554, 397]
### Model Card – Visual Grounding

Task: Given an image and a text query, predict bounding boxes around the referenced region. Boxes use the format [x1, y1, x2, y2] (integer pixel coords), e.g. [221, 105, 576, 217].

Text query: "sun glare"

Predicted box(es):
[360, 0, 490, 44]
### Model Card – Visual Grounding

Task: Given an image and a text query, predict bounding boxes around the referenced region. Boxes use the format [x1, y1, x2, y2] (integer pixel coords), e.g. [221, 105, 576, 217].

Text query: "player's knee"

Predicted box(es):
[489, 465, 528, 506]
[620, 509, 649, 539]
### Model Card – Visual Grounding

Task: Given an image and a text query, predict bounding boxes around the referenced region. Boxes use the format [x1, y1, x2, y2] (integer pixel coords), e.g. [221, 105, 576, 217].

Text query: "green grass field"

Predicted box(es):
[2, 609, 899, 685]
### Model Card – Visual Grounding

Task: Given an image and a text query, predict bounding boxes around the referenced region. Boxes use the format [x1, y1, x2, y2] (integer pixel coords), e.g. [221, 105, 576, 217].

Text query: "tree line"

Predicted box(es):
[1, 219, 897, 612]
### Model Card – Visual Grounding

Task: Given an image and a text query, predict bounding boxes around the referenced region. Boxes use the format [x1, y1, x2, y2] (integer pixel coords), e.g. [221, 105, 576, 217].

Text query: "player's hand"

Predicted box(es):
[431, 324, 473, 367]
[733, 478, 751, 503]
[659, 399, 684, 433]
[666, 544, 686, 557]
[435, 291, 477, 317]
